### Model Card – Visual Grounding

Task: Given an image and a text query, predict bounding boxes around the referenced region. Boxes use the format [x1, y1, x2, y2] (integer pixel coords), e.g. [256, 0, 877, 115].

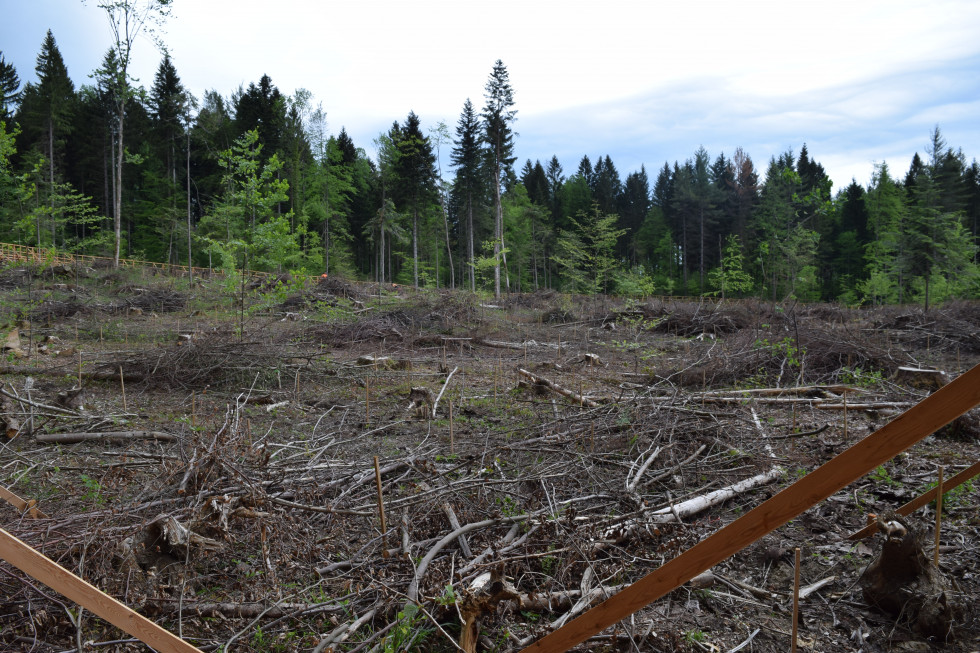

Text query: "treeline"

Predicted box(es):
[1, 30, 979, 306]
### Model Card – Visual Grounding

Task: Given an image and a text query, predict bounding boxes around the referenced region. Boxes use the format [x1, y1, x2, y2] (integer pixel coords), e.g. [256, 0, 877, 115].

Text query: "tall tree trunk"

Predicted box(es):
[113, 105, 124, 267]
[493, 160, 502, 299]
[467, 195, 475, 291]
[441, 197, 454, 289]
[187, 128, 193, 280]
[412, 205, 419, 288]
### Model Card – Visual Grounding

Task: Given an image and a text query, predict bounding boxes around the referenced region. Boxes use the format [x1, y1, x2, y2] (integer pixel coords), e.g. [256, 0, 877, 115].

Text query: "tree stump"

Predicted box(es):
[860, 512, 955, 641]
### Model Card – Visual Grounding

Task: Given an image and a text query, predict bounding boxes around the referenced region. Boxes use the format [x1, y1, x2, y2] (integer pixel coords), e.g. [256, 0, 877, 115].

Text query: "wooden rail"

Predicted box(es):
[0, 527, 202, 652]
[520, 363, 980, 652]
[847, 458, 980, 540]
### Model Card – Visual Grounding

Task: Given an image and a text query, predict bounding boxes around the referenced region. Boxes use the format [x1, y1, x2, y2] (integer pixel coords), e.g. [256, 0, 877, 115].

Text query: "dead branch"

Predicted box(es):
[34, 431, 176, 444]
[432, 366, 459, 418]
[518, 368, 599, 407]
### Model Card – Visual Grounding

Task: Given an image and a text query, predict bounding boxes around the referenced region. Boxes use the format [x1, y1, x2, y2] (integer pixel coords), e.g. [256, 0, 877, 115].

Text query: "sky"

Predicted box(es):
[3, 0, 980, 192]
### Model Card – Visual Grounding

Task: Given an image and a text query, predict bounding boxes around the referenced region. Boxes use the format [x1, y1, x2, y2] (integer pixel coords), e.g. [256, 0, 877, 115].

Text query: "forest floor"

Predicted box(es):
[0, 261, 979, 653]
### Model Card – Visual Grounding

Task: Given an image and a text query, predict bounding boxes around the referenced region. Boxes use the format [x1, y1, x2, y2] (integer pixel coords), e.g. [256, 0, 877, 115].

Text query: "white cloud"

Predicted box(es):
[2, 0, 979, 191]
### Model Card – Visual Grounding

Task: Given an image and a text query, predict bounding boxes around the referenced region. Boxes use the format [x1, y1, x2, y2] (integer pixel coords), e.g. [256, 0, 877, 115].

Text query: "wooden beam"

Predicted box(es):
[0, 484, 47, 519]
[848, 458, 980, 540]
[520, 363, 980, 653]
[0, 528, 202, 653]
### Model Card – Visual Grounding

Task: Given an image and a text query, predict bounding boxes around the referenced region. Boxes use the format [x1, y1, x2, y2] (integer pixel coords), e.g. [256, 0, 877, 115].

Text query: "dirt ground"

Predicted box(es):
[1, 263, 978, 652]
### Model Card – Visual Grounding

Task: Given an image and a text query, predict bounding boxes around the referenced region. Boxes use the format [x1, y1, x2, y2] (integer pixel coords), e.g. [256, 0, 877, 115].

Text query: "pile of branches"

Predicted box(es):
[316, 275, 364, 301]
[95, 325, 296, 389]
[873, 302, 980, 354]
[113, 286, 187, 313]
[29, 297, 93, 323]
[639, 299, 759, 337]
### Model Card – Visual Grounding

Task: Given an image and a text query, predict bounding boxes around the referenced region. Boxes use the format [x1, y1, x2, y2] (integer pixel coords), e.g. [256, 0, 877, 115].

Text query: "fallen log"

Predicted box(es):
[518, 368, 599, 408]
[606, 467, 784, 540]
[35, 431, 176, 444]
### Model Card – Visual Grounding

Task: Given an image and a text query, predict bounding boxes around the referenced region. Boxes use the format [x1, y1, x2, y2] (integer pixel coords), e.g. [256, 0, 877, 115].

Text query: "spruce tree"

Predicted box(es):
[451, 98, 484, 290]
[392, 111, 437, 287]
[481, 60, 516, 298]
[0, 52, 20, 121]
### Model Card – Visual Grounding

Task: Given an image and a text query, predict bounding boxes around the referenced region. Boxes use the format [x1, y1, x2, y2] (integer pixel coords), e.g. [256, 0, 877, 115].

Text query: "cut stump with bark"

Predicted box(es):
[860, 512, 956, 641]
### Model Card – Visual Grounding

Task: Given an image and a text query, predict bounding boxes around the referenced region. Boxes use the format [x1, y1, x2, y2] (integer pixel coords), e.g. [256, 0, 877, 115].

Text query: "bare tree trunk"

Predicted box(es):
[493, 161, 502, 299]
[468, 196, 475, 291]
[113, 105, 124, 267]
[187, 127, 193, 280]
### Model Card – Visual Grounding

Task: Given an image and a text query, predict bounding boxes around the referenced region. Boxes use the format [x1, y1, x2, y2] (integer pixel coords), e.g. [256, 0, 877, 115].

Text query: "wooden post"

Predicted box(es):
[449, 400, 455, 455]
[78, 350, 82, 387]
[0, 528, 201, 653]
[191, 393, 196, 428]
[119, 367, 127, 412]
[934, 466, 943, 567]
[294, 369, 300, 397]
[842, 390, 848, 443]
[791, 547, 801, 653]
[365, 379, 371, 426]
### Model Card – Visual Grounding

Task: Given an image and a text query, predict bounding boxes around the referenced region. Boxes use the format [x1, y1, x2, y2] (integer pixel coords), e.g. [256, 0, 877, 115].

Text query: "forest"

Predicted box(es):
[1, 25, 979, 307]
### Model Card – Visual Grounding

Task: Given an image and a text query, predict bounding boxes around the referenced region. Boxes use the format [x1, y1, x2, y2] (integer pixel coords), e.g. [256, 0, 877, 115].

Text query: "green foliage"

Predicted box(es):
[614, 265, 657, 298]
[79, 474, 105, 505]
[554, 203, 625, 294]
[706, 234, 754, 297]
[838, 366, 884, 388]
[753, 336, 803, 368]
[922, 477, 976, 510]
[383, 604, 430, 653]
[869, 465, 900, 488]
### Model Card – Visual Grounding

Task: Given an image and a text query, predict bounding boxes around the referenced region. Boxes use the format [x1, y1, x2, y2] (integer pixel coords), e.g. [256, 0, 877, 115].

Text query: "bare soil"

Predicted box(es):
[1, 263, 978, 653]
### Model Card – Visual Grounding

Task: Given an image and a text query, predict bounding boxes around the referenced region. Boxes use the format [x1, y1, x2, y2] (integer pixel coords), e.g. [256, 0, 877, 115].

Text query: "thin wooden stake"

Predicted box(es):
[590, 421, 595, 452]
[449, 400, 455, 454]
[792, 402, 797, 431]
[374, 455, 388, 556]
[294, 369, 300, 396]
[77, 351, 82, 387]
[191, 393, 196, 428]
[791, 547, 801, 653]
[842, 389, 848, 443]
[557, 333, 561, 360]
[365, 379, 371, 426]
[119, 366, 127, 412]
[934, 466, 944, 567]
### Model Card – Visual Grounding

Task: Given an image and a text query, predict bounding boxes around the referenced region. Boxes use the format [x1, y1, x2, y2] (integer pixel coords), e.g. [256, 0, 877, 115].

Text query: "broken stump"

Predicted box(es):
[860, 512, 956, 641]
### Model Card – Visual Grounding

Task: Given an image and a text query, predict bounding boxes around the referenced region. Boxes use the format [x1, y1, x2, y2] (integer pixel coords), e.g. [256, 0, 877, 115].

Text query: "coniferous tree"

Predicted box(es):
[481, 59, 517, 298]
[0, 52, 20, 121]
[21, 31, 76, 204]
[148, 54, 192, 264]
[592, 155, 620, 215]
[451, 98, 485, 291]
[234, 75, 286, 162]
[392, 111, 437, 287]
[619, 166, 650, 263]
